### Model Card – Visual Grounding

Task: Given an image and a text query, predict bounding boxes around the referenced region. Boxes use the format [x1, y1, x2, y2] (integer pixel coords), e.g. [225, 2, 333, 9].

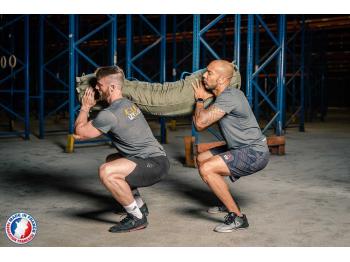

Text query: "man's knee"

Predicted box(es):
[99, 163, 126, 184]
[198, 157, 228, 182]
[198, 161, 214, 183]
[196, 152, 211, 166]
[99, 163, 111, 182]
[196, 155, 205, 167]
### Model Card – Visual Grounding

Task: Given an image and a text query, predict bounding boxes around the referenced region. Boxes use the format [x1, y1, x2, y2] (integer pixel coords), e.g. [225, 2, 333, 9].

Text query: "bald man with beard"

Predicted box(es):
[192, 60, 270, 233]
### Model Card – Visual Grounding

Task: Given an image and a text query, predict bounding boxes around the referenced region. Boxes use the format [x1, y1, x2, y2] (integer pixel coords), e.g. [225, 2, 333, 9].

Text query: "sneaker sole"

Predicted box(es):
[214, 227, 248, 233]
[109, 222, 148, 233]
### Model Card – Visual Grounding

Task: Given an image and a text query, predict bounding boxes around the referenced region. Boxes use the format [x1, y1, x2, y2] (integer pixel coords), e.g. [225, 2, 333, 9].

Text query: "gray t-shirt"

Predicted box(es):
[213, 88, 268, 152]
[92, 98, 166, 158]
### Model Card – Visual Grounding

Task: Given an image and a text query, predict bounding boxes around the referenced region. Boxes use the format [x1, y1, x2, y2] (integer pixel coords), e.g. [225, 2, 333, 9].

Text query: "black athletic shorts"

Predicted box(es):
[210, 145, 269, 182]
[125, 155, 170, 188]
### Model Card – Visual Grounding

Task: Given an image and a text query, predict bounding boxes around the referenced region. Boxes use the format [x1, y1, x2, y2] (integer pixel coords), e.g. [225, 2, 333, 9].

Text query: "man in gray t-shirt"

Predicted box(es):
[192, 60, 269, 233]
[74, 66, 169, 233]
[92, 99, 166, 159]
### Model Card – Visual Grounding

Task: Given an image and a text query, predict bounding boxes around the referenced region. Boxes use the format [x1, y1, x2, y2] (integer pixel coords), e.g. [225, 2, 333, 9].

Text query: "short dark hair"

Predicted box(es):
[95, 65, 125, 81]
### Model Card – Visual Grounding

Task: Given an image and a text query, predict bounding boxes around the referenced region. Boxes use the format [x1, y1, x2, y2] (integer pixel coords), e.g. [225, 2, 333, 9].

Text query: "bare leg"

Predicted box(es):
[196, 150, 214, 166]
[99, 158, 137, 206]
[198, 155, 242, 216]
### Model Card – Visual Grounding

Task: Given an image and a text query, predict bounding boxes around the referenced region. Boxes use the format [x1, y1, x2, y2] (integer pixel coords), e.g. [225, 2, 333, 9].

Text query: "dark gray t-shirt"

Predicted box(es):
[92, 98, 166, 158]
[213, 88, 268, 152]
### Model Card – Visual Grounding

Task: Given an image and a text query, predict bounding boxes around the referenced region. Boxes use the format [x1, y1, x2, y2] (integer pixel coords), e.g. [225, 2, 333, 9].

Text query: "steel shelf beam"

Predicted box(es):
[192, 14, 241, 143]
[172, 15, 194, 81]
[126, 15, 168, 143]
[284, 16, 306, 132]
[0, 15, 30, 139]
[38, 15, 117, 150]
[68, 15, 117, 149]
[246, 15, 287, 136]
[38, 15, 70, 138]
[234, 15, 241, 69]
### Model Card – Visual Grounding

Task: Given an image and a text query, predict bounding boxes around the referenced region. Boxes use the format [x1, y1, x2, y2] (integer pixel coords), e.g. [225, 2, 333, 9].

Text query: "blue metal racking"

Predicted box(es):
[125, 15, 167, 143]
[37, 15, 117, 150]
[192, 14, 242, 143]
[284, 16, 306, 132]
[0, 15, 30, 139]
[67, 15, 118, 150]
[1, 15, 301, 146]
[172, 15, 194, 81]
[246, 15, 287, 136]
[38, 15, 70, 138]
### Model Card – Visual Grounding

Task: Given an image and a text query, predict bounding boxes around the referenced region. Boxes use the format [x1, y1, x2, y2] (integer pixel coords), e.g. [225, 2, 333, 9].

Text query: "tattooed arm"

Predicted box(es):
[193, 104, 225, 131]
[191, 79, 225, 131]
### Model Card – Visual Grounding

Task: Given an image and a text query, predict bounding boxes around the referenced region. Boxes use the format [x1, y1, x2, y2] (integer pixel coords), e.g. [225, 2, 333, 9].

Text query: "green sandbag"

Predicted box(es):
[76, 65, 241, 117]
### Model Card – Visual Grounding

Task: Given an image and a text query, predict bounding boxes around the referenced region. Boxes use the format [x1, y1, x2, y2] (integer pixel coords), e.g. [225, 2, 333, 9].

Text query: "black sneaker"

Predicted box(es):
[214, 212, 249, 233]
[109, 213, 148, 233]
[140, 204, 149, 216]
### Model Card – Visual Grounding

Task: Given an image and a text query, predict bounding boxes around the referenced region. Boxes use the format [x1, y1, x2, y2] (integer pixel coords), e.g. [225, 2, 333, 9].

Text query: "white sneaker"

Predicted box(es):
[214, 213, 249, 233]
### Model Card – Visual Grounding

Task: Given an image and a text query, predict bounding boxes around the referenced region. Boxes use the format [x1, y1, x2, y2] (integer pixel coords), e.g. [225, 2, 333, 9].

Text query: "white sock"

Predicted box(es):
[134, 195, 145, 208]
[123, 200, 143, 219]
[132, 189, 145, 208]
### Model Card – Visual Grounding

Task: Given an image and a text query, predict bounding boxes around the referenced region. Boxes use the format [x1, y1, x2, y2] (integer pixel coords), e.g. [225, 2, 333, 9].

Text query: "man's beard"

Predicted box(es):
[100, 91, 109, 101]
[204, 82, 216, 91]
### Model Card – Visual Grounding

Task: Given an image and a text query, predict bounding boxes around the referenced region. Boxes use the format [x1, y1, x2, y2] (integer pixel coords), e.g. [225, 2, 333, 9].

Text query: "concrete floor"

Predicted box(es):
[0, 108, 349, 246]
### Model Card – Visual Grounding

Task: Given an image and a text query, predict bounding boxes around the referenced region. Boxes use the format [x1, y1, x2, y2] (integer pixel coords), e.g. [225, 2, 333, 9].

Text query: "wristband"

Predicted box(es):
[195, 98, 204, 103]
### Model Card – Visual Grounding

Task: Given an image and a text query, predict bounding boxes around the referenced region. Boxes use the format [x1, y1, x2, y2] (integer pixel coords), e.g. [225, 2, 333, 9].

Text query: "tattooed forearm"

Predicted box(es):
[194, 104, 225, 130]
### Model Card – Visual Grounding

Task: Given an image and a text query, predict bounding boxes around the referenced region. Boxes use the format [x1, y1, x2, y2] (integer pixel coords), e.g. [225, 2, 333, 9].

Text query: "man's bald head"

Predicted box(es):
[202, 60, 235, 92]
[209, 60, 234, 79]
